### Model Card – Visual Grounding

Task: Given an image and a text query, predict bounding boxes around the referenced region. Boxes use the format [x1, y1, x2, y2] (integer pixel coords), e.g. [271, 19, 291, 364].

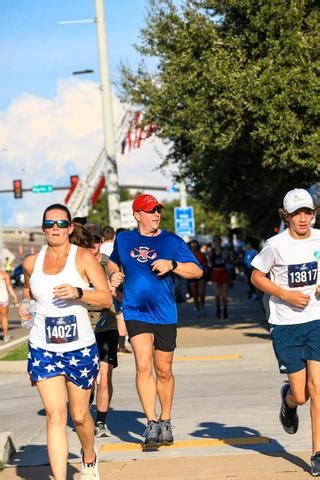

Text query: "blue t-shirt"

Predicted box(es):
[109, 229, 201, 324]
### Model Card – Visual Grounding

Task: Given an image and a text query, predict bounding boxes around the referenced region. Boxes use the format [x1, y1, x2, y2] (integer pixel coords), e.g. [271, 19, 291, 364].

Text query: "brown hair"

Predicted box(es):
[70, 222, 95, 248]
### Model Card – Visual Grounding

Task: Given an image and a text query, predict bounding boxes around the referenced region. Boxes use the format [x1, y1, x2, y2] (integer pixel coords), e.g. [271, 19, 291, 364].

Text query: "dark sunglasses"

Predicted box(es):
[43, 220, 71, 229]
[142, 206, 163, 214]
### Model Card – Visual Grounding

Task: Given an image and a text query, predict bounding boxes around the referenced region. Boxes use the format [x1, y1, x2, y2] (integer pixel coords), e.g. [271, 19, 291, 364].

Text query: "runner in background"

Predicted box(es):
[0, 260, 18, 342]
[188, 239, 208, 317]
[210, 235, 229, 319]
[83, 222, 119, 438]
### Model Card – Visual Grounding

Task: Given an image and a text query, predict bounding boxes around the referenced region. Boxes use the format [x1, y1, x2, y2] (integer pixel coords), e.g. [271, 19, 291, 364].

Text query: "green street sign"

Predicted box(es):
[32, 185, 54, 193]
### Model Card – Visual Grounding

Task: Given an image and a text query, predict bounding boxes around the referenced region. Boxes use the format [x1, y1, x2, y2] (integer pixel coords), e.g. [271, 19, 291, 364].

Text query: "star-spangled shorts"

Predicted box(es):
[27, 342, 100, 389]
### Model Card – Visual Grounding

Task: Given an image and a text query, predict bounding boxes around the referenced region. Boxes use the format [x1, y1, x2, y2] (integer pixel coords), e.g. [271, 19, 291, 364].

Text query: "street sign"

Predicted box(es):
[120, 200, 136, 229]
[32, 185, 54, 194]
[174, 206, 195, 237]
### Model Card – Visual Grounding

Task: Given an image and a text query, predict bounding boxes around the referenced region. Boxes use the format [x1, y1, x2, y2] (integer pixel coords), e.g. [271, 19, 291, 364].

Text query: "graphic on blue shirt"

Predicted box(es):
[130, 246, 157, 263]
[110, 229, 202, 325]
[288, 261, 318, 288]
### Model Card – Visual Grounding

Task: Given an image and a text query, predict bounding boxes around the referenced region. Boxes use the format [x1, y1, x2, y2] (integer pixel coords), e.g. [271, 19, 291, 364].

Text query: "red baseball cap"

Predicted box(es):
[132, 194, 164, 212]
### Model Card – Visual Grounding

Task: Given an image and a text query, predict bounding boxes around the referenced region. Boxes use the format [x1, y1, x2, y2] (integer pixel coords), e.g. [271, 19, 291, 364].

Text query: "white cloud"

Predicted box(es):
[0, 77, 177, 226]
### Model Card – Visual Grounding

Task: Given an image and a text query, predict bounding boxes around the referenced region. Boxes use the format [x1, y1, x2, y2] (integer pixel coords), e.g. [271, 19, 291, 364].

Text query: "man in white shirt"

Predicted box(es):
[251, 188, 320, 476]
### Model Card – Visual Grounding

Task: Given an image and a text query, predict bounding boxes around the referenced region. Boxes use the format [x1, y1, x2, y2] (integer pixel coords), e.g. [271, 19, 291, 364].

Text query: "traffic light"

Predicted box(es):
[70, 175, 79, 186]
[13, 179, 23, 199]
[65, 175, 79, 204]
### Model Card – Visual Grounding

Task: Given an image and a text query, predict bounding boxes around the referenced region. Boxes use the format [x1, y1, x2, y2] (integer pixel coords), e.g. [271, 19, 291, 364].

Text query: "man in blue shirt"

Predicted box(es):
[108, 193, 203, 449]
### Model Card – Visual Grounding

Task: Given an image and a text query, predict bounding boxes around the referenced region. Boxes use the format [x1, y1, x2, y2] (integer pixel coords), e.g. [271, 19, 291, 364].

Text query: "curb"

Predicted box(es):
[0, 432, 16, 463]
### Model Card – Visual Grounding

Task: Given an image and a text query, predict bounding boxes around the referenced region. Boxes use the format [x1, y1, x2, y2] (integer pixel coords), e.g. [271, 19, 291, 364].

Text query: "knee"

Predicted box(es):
[136, 360, 153, 378]
[155, 366, 173, 382]
[71, 409, 89, 427]
[46, 408, 67, 426]
[308, 379, 320, 402]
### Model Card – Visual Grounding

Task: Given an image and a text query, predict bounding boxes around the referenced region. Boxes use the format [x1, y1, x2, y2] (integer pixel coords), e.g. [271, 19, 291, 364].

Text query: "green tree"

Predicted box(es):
[121, 0, 320, 238]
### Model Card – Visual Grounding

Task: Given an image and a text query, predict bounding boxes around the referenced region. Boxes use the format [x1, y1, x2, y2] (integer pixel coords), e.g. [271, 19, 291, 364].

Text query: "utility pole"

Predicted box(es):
[95, 0, 121, 228]
[179, 180, 187, 207]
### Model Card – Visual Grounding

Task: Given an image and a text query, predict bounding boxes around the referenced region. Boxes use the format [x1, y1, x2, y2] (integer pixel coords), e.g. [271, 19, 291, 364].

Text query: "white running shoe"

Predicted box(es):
[80, 447, 99, 480]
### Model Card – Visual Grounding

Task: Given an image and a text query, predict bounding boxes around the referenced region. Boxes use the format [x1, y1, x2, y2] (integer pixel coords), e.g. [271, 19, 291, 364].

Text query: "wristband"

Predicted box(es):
[171, 260, 178, 271]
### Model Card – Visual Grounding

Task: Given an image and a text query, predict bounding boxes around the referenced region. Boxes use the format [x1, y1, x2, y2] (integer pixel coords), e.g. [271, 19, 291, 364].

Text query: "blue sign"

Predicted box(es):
[174, 206, 195, 237]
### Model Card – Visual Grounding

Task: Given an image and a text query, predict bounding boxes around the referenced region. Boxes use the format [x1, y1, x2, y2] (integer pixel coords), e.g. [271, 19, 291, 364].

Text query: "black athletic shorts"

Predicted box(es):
[95, 329, 119, 368]
[125, 320, 177, 352]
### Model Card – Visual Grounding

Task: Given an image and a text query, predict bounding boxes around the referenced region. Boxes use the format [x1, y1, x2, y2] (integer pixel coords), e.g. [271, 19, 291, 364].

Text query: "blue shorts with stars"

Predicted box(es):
[28, 342, 100, 389]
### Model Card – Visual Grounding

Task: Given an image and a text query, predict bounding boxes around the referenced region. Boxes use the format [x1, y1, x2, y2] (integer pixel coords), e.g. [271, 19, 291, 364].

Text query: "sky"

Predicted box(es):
[0, 0, 179, 227]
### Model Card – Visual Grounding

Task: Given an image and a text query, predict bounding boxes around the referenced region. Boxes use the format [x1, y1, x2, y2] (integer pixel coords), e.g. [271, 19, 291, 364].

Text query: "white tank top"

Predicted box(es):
[0, 274, 9, 304]
[29, 244, 96, 352]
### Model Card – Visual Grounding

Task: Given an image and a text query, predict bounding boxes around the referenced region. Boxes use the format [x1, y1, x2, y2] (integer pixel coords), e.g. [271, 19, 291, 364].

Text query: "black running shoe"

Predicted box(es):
[279, 383, 299, 434]
[159, 419, 174, 446]
[311, 452, 320, 476]
[143, 420, 161, 450]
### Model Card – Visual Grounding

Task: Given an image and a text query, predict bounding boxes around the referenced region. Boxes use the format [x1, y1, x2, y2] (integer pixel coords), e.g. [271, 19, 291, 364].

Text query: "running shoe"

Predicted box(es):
[279, 383, 299, 434]
[143, 420, 161, 450]
[159, 419, 174, 446]
[80, 448, 99, 479]
[95, 422, 111, 438]
[311, 452, 320, 476]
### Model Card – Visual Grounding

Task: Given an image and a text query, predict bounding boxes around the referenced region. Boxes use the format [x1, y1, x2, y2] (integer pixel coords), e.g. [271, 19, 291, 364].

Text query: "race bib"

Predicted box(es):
[45, 315, 78, 344]
[288, 261, 318, 288]
[96, 313, 107, 329]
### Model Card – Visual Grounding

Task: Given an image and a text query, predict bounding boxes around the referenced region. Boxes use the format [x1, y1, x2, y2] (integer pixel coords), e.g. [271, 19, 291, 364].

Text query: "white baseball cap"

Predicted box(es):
[283, 188, 314, 214]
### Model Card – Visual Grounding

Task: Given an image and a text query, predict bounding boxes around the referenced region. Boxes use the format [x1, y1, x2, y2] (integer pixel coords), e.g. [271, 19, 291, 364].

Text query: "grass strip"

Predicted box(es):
[0, 342, 28, 361]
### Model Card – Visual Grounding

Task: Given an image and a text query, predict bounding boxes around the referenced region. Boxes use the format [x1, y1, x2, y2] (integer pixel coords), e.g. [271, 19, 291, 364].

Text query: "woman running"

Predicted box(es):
[18, 203, 112, 480]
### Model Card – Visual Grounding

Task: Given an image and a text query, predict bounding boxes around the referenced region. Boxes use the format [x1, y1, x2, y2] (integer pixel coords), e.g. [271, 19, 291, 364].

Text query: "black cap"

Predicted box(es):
[83, 222, 103, 239]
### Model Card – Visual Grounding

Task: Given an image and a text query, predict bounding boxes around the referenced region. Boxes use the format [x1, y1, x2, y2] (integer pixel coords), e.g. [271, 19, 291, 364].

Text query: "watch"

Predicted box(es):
[171, 260, 178, 271]
[76, 287, 84, 299]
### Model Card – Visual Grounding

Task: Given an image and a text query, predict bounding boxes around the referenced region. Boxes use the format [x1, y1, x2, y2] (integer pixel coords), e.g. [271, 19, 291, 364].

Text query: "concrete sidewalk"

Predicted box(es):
[0, 451, 314, 479]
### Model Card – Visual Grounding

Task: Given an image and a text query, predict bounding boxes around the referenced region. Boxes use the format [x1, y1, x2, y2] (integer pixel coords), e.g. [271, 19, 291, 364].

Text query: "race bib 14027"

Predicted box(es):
[45, 315, 78, 344]
[288, 261, 318, 288]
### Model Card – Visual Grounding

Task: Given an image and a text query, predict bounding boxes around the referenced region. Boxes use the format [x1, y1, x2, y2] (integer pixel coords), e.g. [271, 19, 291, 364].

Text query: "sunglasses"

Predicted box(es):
[43, 220, 71, 229]
[142, 206, 163, 214]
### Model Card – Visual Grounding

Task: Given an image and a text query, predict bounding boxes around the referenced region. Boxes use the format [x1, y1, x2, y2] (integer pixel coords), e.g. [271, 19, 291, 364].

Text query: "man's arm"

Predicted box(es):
[251, 268, 310, 309]
[151, 259, 203, 279]
[107, 259, 125, 287]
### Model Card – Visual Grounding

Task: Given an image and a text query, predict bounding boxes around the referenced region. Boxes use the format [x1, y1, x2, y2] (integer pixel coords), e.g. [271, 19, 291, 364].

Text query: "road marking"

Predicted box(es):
[175, 354, 241, 361]
[0, 335, 29, 352]
[99, 436, 269, 452]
